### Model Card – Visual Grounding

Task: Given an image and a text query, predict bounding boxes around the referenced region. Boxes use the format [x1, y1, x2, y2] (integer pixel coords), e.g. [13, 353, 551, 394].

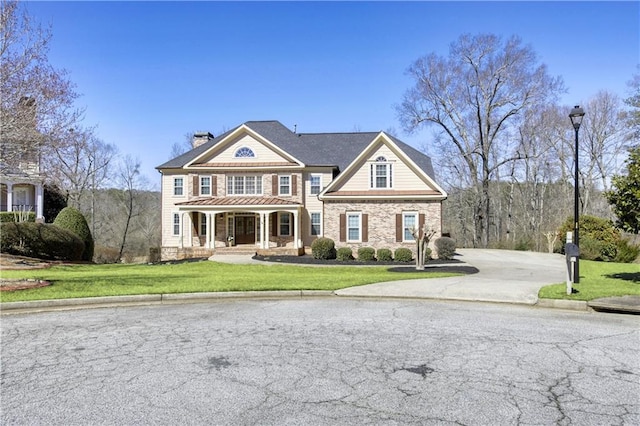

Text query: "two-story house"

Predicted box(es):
[156, 120, 447, 260]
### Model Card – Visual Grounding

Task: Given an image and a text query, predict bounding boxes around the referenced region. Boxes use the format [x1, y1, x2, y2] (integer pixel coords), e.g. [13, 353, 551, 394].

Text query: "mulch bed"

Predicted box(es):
[253, 254, 479, 275]
[1, 254, 54, 292]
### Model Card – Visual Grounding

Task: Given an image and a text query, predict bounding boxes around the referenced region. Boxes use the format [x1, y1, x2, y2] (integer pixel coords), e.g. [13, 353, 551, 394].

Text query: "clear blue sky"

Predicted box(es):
[24, 1, 640, 185]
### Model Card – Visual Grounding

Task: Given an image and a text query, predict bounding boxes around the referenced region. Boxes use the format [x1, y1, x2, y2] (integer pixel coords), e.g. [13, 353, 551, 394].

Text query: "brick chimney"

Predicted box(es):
[192, 131, 214, 149]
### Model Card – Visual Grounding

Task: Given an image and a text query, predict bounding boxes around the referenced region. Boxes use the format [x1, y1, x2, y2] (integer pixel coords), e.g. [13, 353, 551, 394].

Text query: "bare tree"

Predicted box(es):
[169, 132, 195, 159]
[398, 33, 564, 247]
[1, 0, 83, 165]
[115, 155, 146, 261]
[47, 127, 118, 209]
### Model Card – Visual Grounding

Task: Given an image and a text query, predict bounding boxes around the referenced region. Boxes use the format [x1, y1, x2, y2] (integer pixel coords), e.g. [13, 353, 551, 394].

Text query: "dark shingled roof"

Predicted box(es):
[157, 120, 436, 179]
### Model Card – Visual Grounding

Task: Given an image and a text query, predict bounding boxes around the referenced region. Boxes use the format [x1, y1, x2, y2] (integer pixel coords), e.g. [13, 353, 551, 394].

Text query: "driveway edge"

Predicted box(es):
[536, 298, 590, 311]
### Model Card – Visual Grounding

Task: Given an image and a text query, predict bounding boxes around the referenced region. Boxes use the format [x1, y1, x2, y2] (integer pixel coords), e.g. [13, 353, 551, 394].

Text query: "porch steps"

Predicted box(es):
[213, 246, 257, 256]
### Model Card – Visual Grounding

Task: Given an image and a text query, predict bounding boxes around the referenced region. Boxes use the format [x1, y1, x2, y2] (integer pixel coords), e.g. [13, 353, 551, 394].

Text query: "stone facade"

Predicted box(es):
[323, 200, 442, 255]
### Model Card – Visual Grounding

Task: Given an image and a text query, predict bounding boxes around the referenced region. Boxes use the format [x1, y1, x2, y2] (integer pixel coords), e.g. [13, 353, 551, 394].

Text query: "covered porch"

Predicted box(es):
[0, 178, 44, 221]
[174, 196, 304, 257]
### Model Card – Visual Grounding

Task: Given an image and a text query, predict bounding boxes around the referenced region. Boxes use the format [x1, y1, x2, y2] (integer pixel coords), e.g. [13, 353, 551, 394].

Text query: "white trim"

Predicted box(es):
[278, 175, 291, 196]
[310, 211, 322, 236]
[199, 176, 211, 196]
[346, 212, 362, 242]
[172, 212, 181, 236]
[234, 146, 256, 158]
[309, 174, 322, 195]
[402, 211, 418, 242]
[278, 212, 291, 236]
[173, 176, 185, 197]
[318, 132, 448, 199]
[227, 175, 263, 195]
[186, 124, 306, 168]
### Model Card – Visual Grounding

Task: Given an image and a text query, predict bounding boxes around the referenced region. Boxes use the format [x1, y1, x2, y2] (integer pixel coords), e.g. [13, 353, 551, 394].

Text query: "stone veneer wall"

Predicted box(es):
[323, 200, 442, 255]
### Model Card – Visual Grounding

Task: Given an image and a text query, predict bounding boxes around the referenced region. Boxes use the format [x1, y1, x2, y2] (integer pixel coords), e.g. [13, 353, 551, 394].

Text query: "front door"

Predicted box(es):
[234, 216, 255, 244]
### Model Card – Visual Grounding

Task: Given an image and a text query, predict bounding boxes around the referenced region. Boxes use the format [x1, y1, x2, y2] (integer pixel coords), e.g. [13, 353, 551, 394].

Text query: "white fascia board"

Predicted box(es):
[185, 124, 305, 169]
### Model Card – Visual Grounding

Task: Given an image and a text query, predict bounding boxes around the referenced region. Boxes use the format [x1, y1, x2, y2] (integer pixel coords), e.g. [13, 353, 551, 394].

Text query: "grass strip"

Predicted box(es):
[0, 260, 461, 302]
[538, 260, 639, 301]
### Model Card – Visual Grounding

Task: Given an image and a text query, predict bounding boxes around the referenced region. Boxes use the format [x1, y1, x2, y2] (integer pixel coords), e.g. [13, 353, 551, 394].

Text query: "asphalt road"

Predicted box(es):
[2, 299, 639, 425]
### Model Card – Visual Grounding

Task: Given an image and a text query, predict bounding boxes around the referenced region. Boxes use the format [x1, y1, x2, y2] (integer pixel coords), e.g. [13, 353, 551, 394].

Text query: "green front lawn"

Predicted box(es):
[539, 260, 640, 301]
[0, 261, 461, 302]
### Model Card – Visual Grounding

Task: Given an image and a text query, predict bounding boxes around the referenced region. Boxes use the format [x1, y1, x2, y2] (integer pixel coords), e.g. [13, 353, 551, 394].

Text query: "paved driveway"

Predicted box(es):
[336, 248, 567, 305]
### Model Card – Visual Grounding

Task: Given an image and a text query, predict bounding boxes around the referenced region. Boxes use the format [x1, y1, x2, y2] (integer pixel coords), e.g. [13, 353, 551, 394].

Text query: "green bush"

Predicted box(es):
[579, 236, 604, 261]
[0, 222, 84, 261]
[615, 239, 640, 263]
[0, 212, 36, 223]
[377, 248, 393, 261]
[336, 247, 353, 261]
[423, 246, 433, 260]
[394, 247, 413, 262]
[435, 237, 456, 260]
[558, 215, 621, 262]
[53, 207, 94, 261]
[311, 237, 336, 260]
[357, 247, 376, 261]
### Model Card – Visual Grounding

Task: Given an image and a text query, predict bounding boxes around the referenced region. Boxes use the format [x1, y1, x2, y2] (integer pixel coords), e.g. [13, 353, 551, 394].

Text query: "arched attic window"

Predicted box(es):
[371, 156, 392, 188]
[234, 147, 255, 158]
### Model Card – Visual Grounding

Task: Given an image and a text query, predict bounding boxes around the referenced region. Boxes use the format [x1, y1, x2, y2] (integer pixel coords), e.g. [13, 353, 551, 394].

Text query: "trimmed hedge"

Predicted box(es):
[394, 247, 413, 262]
[336, 247, 353, 261]
[0, 222, 84, 261]
[377, 248, 393, 261]
[53, 207, 94, 261]
[435, 237, 456, 260]
[311, 237, 336, 260]
[0, 212, 36, 223]
[357, 247, 376, 261]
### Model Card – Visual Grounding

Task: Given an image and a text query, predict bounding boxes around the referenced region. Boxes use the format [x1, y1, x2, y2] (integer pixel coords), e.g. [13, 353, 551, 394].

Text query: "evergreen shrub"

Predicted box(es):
[435, 237, 456, 260]
[357, 247, 376, 261]
[0, 222, 84, 260]
[336, 247, 353, 261]
[376, 248, 393, 261]
[394, 247, 413, 262]
[311, 237, 336, 260]
[53, 207, 94, 261]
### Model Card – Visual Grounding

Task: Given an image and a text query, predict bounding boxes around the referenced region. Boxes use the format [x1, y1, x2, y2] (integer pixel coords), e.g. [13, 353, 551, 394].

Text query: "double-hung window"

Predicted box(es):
[200, 176, 211, 196]
[310, 175, 321, 195]
[347, 213, 361, 242]
[173, 213, 180, 235]
[311, 212, 321, 236]
[173, 177, 184, 196]
[403, 212, 417, 242]
[279, 176, 291, 196]
[279, 212, 291, 236]
[200, 213, 207, 236]
[370, 156, 392, 189]
[227, 176, 263, 195]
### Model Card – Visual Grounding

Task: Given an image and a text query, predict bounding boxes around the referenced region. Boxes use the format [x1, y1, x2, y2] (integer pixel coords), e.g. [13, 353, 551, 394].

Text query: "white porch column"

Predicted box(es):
[264, 212, 270, 249]
[259, 213, 265, 249]
[206, 213, 212, 248]
[293, 209, 300, 249]
[178, 212, 185, 249]
[35, 183, 44, 220]
[6, 183, 12, 212]
[210, 213, 216, 249]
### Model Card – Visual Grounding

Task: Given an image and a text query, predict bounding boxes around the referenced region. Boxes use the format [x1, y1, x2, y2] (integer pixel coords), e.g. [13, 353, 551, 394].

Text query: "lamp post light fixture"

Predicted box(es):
[569, 105, 585, 283]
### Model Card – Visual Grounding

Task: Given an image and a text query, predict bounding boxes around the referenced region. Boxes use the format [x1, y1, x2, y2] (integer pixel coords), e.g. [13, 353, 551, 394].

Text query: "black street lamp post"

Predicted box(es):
[569, 105, 585, 283]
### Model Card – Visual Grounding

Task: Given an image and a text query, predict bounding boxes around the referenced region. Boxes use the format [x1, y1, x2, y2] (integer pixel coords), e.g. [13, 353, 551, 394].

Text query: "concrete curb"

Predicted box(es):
[0, 291, 336, 313]
[536, 299, 590, 311]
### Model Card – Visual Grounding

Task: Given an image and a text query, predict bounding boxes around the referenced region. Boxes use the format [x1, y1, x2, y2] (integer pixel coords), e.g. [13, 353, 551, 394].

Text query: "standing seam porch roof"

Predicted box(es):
[156, 120, 436, 179]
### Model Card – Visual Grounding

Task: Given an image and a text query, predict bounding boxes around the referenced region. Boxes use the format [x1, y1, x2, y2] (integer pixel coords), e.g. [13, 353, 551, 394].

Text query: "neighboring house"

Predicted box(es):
[156, 120, 447, 260]
[0, 97, 45, 221]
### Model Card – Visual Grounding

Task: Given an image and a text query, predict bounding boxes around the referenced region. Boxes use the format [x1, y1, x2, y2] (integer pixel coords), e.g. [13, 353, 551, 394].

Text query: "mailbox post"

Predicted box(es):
[565, 242, 580, 295]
